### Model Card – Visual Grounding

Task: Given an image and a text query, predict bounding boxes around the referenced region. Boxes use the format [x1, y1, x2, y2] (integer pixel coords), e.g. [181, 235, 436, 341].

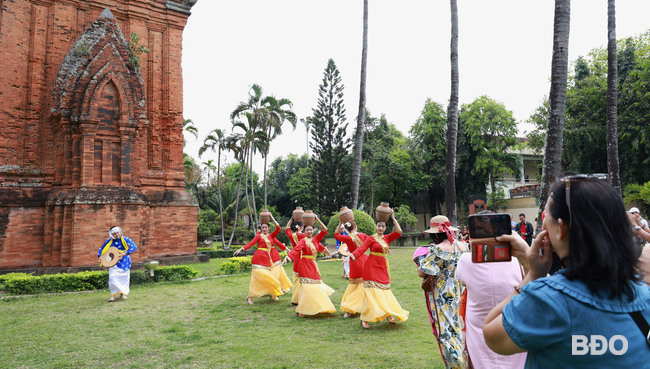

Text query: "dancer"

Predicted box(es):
[283, 215, 335, 317]
[97, 226, 138, 302]
[286, 218, 305, 305]
[334, 221, 369, 318]
[270, 236, 292, 293]
[233, 214, 282, 305]
[348, 211, 409, 328]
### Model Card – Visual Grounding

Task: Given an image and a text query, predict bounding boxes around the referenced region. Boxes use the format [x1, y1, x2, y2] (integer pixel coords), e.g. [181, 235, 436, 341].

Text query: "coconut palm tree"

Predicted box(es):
[260, 96, 296, 207]
[199, 128, 226, 247]
[537, 0, 571, 230]
[350, 0, 369, 209]
[606, 0, 621, 192]
[445, 0, 460, 226]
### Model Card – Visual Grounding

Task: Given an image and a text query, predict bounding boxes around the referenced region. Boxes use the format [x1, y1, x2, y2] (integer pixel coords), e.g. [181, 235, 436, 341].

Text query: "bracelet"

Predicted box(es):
[514, 285, 522, 294]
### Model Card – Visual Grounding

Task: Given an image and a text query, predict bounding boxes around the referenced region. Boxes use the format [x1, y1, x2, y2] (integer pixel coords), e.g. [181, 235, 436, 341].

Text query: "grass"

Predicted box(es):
[0, 248, 445, 369]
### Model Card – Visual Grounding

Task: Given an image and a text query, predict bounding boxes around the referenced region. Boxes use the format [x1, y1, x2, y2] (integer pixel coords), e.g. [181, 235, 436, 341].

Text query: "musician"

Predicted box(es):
[97, 226, 138, 302]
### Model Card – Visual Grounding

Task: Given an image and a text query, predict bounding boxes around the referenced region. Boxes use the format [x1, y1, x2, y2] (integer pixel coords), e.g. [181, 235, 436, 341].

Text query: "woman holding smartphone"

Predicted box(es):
[484, 175, 650, 368]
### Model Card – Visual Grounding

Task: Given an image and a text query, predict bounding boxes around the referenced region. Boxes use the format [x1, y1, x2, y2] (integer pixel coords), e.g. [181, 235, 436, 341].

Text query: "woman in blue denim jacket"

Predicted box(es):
[483, 175, 650, 368]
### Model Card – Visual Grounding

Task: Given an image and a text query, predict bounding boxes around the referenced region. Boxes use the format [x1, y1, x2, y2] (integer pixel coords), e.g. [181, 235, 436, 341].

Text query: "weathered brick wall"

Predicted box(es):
[0, 0, 198, 271]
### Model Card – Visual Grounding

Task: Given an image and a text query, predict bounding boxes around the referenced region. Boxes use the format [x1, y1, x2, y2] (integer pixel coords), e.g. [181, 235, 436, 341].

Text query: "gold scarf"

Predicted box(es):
[292, 232, 299, 246]
[260, 233, 273, 269]
[350, 233, 363, 248]
[372, 234, 390, 277]
[305, 237, 320, 275]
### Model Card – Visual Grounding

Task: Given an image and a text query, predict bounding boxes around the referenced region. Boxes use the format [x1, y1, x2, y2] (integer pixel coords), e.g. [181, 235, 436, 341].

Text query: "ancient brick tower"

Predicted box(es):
[0, 1, 198, 271]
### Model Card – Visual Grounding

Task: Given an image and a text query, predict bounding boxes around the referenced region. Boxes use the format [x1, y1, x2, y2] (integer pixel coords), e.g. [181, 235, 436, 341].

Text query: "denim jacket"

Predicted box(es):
[502, 270, 650, 368]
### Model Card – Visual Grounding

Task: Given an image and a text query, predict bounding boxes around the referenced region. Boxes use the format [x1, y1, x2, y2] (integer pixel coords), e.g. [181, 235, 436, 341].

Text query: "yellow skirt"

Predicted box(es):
[360, 286, 409, 323]
[272, 262, 293, 292]
[291, 272, 301, 304]
[295, 281, 336, 316]
[340, 280, 365, 314]
[248, 268, 282, 299]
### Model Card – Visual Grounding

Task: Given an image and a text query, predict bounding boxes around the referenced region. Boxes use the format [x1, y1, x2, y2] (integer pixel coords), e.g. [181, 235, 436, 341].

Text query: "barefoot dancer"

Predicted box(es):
[234, 214, 282, 305]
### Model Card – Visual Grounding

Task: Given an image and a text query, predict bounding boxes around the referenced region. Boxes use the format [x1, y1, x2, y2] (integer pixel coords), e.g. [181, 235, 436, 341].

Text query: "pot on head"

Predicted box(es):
[375, 202, 392, 223]
[302, 210, 316, 227]
[339, 206, 354, 224]
[292, 207, 305, 222]
[260, 209, 272, 224]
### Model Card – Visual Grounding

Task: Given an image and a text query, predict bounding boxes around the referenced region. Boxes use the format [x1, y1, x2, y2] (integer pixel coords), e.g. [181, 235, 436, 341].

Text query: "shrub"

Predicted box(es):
[0, 266, 197, 295]
[326, 209, 376, 236]
[197, 247, 233, 258]
[198, 208, 220, 241]
[219, 262, 239, 274]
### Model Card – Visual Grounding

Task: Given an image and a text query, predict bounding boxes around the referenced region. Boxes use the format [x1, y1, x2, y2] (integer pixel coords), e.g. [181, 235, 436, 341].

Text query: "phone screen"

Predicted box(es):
[468, 213, 512, 239]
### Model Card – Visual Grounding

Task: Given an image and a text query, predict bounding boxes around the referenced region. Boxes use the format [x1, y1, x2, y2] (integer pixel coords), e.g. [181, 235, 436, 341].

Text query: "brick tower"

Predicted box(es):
[0, 1, 198, 272]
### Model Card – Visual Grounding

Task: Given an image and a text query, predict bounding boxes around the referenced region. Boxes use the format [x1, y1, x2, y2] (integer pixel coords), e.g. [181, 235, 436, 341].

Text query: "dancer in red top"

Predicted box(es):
[334, 221, 369, 318]
[283, 215, 335, 317]
[348, 210, 409, 328]
[269, 233, 292, 293]
[286, 218, 305, 305]
[234, 214, 282, 305]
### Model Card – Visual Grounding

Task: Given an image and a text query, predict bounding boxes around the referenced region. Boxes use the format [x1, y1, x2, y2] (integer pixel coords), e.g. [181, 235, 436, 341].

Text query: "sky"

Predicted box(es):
[181, 0, 650, 175]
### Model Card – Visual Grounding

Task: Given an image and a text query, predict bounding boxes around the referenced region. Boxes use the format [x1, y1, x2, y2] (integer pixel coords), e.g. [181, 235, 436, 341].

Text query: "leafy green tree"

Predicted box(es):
[624, 181, 650, 216]
[409, 99, 448, 216]
[287, 166, 316, 212]
[309, 59, 352, 216]
[199, 129, 226, 246]
[461, 96, 520, 211]
[266, 154, 309, 217]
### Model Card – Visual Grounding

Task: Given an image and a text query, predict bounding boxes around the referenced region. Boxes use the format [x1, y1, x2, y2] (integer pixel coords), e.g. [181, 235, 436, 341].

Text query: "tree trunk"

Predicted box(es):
[606, 0, 621, 193]
[227, 149, 248, 249]
[445, 0, 460, 226]
[217, 148, 226, 248]
[350, 0, 368, 209]
[537, 0, 570, 231]
[249, 149, 258, 227]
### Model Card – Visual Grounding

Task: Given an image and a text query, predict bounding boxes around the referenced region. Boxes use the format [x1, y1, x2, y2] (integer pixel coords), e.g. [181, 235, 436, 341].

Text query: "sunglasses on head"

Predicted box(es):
[560, 173, 608, 222]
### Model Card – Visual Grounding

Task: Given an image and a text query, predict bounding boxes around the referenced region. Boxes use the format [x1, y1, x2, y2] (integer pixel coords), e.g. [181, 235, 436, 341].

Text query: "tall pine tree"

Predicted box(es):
[309, 59, 352, 217]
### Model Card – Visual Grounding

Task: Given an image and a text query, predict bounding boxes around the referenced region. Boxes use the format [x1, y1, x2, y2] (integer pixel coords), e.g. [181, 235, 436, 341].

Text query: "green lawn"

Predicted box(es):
[0, 248, 445, 369]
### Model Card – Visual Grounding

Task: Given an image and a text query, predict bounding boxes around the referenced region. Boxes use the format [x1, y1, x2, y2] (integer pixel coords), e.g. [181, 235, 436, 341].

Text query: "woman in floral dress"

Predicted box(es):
[418, 215, 468, 369]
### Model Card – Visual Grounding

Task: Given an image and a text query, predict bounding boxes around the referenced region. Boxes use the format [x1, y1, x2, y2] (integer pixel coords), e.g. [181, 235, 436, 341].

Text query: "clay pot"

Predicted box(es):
[302, 210, 316, 227]
[339, 206, 354, 224]
[375, 202, 392, 223]
[259, 209, 272, 224]
[292, 207, 305, 222]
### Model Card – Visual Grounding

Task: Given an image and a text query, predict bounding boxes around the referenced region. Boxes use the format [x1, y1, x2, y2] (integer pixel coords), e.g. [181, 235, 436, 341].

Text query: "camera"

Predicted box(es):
[468, 213, 512, 263]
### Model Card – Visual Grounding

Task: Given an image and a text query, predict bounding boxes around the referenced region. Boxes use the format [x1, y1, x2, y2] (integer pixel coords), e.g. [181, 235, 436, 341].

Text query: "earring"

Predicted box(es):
[556, 234, 561, 240]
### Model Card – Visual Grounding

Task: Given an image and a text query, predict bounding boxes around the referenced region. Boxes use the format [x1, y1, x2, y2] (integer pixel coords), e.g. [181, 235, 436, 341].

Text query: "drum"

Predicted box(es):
[100, 246, 122, 268]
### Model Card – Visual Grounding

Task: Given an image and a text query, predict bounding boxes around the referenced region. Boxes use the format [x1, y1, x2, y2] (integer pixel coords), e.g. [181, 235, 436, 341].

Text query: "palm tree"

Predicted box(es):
[182, 118, 198, 147]
[223, 132, 246, 249]
[199, 128, 226, 247]
[260, 96, 296, 207]
[445, 0, 459, 226]
[350, 0, 369, 209]
[606, 0, 621, 192]
[537, 0, 570, 230]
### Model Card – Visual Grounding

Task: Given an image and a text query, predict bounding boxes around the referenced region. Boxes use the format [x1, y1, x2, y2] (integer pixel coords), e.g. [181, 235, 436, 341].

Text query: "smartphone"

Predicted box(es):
[468, 213, 512, 263]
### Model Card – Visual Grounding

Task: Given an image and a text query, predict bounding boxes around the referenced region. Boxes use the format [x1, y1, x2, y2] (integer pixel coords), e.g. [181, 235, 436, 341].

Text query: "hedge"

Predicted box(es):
[0, 265, 198, 295]
[197, 247, 236, 258]
[220, 256, 252, 274]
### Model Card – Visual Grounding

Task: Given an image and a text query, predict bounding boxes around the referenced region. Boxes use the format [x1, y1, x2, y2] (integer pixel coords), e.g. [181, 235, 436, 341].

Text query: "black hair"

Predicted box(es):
[519, 213, 525, 218]
[429, 232, 448, 244]
[343, 221, 356, 232]
[292, 221, 303, 232]
[548, 176, 640, 300]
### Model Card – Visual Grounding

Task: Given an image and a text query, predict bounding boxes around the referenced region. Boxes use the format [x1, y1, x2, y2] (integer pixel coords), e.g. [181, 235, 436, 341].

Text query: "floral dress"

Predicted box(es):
[419, 241, 467, 369]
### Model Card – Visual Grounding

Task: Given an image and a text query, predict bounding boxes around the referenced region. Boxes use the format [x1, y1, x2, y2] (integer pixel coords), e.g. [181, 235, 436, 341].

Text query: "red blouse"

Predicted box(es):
[242, 225, 281, 267]
[352, 231, 401, 284]
[334, 232, 369, 279]
[287, 229, 327, 280]
[285, 228, 305, 273]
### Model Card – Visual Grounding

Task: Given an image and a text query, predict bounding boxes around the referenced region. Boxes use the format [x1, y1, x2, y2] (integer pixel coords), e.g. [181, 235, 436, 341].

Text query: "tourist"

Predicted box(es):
[417, 215, 468, 368]
[234, 214, 282, 305]
[348, 210, 408, 328]
[484, 175, 650, 367]
[514, 213, 533, 245]
[97, 226, 138, 302]
[456, 213, 526, 369]
[283, 216, 335, 317]
[334, 221, 369, 318]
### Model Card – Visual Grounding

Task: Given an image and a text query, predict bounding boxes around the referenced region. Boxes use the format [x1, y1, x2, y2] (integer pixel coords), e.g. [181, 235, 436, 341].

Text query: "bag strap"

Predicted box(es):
[629, 311, 650, 348]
